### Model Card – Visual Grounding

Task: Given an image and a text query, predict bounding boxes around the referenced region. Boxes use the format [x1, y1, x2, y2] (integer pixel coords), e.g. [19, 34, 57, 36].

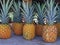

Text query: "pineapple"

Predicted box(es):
[0, 0, 13, 39]
[35, 2, 45, 36]
[21, 1, 35, 40]
[12, 0, 23, 35]
[42, 0, 58, 42]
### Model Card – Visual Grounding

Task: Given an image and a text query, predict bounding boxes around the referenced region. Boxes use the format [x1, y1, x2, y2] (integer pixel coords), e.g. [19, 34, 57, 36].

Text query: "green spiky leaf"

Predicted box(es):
[0, 0, 13, 24]
[35, 2, 46, 24]
[12, 0, 22, 23]
[21, 1, 34, 23]
[45, 0, 58, 25]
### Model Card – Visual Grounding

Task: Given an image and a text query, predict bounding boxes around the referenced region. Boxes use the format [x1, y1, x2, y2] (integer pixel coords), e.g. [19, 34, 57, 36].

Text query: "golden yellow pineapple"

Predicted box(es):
[0, 0, 13, 39]
[22, 1, 35, 40]
[42, 0, 58, 42]
[0, 24, 11, 39]
[12, 0, 23, 35]
[23, 24, 35, 40]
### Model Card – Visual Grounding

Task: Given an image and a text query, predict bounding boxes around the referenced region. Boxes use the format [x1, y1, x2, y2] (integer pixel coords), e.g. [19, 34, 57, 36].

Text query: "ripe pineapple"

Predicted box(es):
[42, 0, 58, 42]
[0, 0, 13, 39]
[21, 1, 35, 40]
[35, 2, 45, 36]
[12, 0, 23, 35]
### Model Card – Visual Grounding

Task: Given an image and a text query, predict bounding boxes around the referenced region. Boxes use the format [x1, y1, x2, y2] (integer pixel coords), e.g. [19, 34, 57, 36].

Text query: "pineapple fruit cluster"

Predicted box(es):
[0, 0, 60, 43]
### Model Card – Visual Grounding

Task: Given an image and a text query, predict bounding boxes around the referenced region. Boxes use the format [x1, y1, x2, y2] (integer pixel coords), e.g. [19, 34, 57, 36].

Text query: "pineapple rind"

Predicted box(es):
[0, 24, 11, 38]
[23, 24, 35, 40]
[42, 25, 57, 42]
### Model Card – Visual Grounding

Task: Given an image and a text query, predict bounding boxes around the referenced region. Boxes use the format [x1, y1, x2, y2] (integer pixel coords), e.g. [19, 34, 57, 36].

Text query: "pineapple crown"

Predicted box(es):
[45, 0, 58, 25]
[35, 2, 46, 24]
[0, 0, 13, 24]
[21, 1, 34, 24]
[12, 0, 22, 23]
